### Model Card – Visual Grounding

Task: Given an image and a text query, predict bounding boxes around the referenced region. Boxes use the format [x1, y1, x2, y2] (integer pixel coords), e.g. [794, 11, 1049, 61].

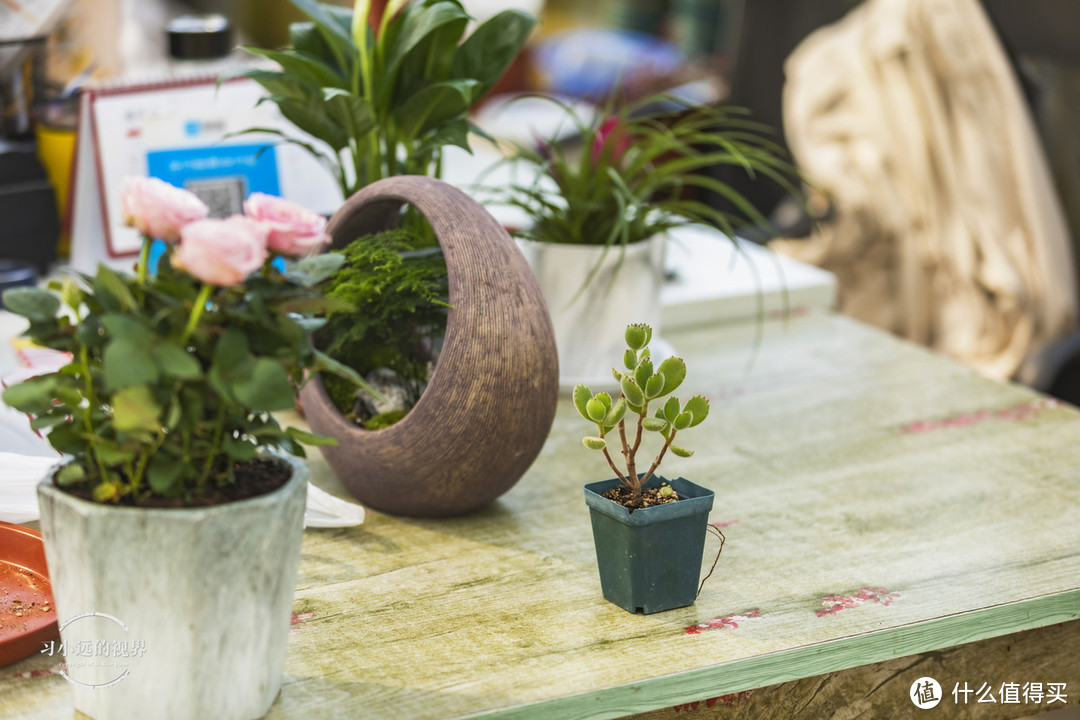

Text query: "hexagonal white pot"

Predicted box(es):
[37, 453, 307, 720]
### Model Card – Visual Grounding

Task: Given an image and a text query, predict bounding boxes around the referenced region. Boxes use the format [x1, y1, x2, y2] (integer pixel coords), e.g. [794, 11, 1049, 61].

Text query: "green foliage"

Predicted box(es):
[0, 249, 357, 506]
[573, 323, 710, 502]
[229, 0, 536, 199]
[486, 93, 800, 249]
[316, 227, 449, 417]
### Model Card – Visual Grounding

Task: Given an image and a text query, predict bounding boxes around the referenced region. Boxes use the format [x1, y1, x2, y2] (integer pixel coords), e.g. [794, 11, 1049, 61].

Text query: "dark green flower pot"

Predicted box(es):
[584, 474, 715, 615]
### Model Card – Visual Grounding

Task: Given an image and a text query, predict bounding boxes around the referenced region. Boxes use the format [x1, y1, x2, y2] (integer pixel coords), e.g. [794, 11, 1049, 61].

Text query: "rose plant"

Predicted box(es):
[1, 177, 364, 505]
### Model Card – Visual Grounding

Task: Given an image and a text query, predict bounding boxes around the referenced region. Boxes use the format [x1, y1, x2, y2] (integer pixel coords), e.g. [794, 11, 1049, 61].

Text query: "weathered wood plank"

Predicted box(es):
[2, 315, 1078, 720]
[624, 620, 1080, 719]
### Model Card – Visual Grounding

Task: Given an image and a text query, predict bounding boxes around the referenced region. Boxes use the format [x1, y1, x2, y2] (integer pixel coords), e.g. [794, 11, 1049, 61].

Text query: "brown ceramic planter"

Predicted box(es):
[299, 176, 559, 518]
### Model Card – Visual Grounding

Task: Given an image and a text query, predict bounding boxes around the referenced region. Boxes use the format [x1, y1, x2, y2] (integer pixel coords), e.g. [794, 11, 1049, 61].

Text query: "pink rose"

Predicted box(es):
[121, 177, 209, 243]
[243, 193, 329, 256]
[174, 216, 268, 286]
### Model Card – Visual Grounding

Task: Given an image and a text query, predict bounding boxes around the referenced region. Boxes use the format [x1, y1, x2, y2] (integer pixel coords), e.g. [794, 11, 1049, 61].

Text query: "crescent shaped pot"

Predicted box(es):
[299, 175, 560, 517]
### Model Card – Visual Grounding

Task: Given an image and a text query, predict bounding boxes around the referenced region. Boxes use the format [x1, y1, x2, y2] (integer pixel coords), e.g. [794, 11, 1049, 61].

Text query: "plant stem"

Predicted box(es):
[199, 402, 227, 488]
[602, 446, 629, 486]
[136, 235, 151, 284]
[79, 347, 110, 482]
[181, 283, 213, 344]
[639, 429, 676, 488]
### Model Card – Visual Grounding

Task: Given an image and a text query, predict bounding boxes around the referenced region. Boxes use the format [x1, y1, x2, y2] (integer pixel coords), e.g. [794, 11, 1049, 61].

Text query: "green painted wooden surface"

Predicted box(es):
[2, 315, 1079, 719]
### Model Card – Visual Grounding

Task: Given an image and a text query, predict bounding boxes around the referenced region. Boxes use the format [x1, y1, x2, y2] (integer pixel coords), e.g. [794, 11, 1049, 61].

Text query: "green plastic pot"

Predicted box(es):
[584, 474, 715, 615]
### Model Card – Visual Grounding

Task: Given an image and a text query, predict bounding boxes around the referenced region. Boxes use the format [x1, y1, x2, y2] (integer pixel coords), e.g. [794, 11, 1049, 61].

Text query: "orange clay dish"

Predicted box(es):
[0, 522, 58, 667]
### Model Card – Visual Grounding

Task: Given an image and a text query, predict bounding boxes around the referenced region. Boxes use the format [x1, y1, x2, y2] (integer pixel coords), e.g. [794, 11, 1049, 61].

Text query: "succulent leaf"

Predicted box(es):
[657, 357, 686, 395]
[583, 436, 607, 451]
[645, 372, 665, 399]
[664, 396, 680, 422]
[623, 348, 637, 370]
[684, 395, 711, 427]
[627, 400, 643, 415]
[640, 347, 651, 360]
[603, 397, 627, 426]
[625, 323, 650, 351]
[596, 392, 612, 411]
[620, 375, 645, 407]
[612, 368, 623, 382]
[634, 359, 653, 389]
[586, 398, 608, 423]
[673, 411, 693, 430]
[642, 417, 667, 432]
[670, 444, 695, 458]
[573, 384, 592, 419]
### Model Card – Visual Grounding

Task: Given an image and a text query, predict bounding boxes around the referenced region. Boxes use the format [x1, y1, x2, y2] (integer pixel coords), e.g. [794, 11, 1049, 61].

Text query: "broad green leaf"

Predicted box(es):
[104, 339, 160, 390]
[223, 436, 258, 461]
[60, 276, 83, 311]
[290, 0, 353, 47]
[56, 463, 86, 486]
[393, 79, 479, 140]
[451, 10, 536, 95]
[582, 436, 607, 451]
[2, 287, 60, 322]
[684, 395, 711, 427]
[383, 0, 470, 80]
[95, 441, 138, 465]
[2, 375, 59, 413]
[572, 384, 591, 419]
[152, 343, 203, 380]
[290, 254, 346, 285]
[30, 414, 67, 431]
[242, 46, 346, 89]
[276, 99, 349, 151]
[232, 358, 296, 412]
[95, 265, 137, 311]
[412, 119, 471, 159]
[670, 444, 695, 458]
[657, 357, 686, 395]
[229, 68, 315, 102]
[147, 454, 184, 493]
[102, 314, 154, 348]
[322, 88, 376, 141]
[113, 385, 162, 434]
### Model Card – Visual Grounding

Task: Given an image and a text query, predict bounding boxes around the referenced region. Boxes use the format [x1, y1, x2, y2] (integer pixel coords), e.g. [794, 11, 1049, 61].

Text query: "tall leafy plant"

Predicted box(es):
[232, 0, 536, 198]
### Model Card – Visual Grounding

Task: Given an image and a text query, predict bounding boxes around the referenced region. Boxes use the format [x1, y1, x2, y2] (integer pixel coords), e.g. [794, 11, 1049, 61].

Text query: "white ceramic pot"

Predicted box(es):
[37, 453, 308, 720]
[517, 235, 666, 386]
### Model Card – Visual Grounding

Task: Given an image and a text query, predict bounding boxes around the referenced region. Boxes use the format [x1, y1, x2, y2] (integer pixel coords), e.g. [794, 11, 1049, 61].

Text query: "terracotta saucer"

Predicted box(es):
[0, 522, 58, 667]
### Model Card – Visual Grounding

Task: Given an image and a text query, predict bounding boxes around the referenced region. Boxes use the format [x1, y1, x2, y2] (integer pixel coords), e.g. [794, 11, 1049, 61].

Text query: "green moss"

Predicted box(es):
[316, 228, 449, 420]
[362, 409, 409, 430]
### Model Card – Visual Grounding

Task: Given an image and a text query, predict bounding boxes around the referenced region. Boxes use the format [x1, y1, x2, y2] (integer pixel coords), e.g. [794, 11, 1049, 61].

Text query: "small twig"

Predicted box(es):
[638, 428, 676, 488]
[601, 446, 629, 486]
[696, 525, 726, 599]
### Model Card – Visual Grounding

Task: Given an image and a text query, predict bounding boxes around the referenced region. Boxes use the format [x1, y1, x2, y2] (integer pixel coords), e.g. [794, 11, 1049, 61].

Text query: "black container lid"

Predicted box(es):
[167, 14, 233, 61]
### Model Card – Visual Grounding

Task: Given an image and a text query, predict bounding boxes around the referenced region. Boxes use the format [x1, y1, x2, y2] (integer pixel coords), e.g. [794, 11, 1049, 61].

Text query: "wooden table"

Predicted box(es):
[2, 314, 1079, 719]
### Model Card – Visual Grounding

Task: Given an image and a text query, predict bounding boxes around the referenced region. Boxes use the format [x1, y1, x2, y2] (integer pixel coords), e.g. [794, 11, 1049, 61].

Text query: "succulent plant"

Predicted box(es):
[574, 323, 710, 503]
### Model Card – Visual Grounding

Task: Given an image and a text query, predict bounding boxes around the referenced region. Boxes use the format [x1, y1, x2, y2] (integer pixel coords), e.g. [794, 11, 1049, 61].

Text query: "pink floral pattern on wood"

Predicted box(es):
[816, 588, 900, 617]
[290, 611, 315, 633]
[673, 690, 754, 712]
[12, 665, 60, 680]
[901, 399, 1059, 434]
[685, 608, 761, 635]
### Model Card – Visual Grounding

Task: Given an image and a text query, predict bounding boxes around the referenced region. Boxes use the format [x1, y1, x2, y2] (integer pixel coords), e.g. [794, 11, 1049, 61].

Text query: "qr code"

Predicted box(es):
[184, 177, 247, 218]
